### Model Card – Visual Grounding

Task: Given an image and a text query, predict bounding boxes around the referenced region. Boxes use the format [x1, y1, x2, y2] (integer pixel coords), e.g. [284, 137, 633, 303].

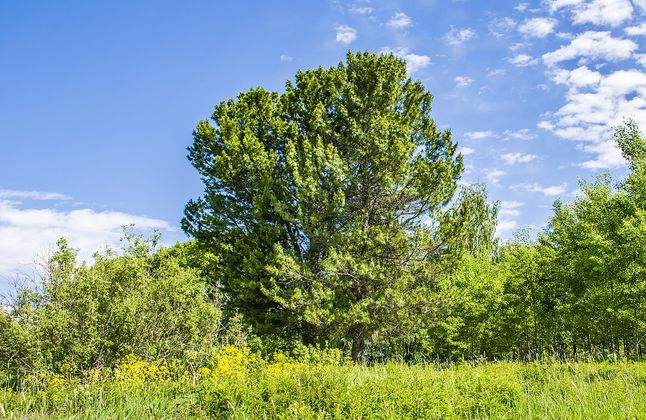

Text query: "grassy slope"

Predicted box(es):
[2, 361, 645, 419]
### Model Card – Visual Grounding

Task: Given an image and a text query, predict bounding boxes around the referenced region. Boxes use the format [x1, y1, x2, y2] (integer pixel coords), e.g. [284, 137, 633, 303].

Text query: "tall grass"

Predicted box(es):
[1, 352, 644, 418]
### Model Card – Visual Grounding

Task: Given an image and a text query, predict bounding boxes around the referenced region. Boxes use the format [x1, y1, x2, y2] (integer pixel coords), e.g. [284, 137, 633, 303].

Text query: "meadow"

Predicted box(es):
[2, 347, 644, 419]
[2, 53, 645, 419]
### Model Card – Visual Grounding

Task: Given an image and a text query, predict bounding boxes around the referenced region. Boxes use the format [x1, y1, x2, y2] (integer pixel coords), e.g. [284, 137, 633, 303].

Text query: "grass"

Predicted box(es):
[1, 353, 644, 419]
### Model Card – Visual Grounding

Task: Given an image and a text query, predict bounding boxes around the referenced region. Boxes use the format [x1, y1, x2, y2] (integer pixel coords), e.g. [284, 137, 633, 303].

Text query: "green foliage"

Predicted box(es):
[183, 51, 497, 360]
[4, 231, 223, 373]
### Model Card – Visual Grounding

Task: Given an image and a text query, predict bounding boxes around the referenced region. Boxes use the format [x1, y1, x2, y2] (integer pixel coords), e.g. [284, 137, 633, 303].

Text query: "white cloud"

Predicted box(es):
[518, 17, 558, 38]
[515, 3, 529, 12]
[501, 200, 525, 209]
[501, 152, 539, 164]
[633, 0, 646, 12]
[380, 47, 430, 74]
[545, 0, 634, 26]
[464, 130, 495, 140]
[496, 201, 524, 237]
[0, 189, 70, 201]
[498, 201, 525, 217]
[488, 69, 506, 77]
[511, 182, 568, 195]
[510, 42, 531, 51]
[485, 169, 506, 186]
[509, 53, 540, 66]
[542, 31, 638, 66]
[0, 199, 172, 286]
[349, 5, 373, 14]
[454, 76, 474, 87]
[459, 146, 476, 156]
[503, 128, 537, 140]
[496, 219, 519, 237]
[540, 69, 646, 168]
[387, 12, 412, 28]
[489, 17, 517, 38]
[444, 27, 476, 45]
[625, 22, 646, 36]
[551, 65, 602, 87]
[335, 25, 357, 44]
[279, 54, 293, 62]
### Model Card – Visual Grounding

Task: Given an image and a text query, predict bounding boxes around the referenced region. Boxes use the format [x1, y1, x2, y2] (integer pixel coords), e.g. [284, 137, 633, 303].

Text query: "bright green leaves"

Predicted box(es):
[184, 51, 496, 359]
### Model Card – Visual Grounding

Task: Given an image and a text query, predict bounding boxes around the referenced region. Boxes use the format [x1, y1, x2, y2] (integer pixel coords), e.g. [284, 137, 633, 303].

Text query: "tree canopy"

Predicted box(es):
[183, 51, 497, 360]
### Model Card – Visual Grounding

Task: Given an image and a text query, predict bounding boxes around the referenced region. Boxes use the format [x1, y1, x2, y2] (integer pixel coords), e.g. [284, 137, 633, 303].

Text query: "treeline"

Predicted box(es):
[1, 52, 644, 376]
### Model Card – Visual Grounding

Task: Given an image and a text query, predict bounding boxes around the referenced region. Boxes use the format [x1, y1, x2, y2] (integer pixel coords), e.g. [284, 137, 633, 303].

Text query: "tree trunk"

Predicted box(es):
[351, 337, 366, 363]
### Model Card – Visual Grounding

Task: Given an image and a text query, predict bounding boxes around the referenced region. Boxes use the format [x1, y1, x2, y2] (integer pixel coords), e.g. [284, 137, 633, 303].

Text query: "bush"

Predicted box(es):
[5, 230, 223, 373]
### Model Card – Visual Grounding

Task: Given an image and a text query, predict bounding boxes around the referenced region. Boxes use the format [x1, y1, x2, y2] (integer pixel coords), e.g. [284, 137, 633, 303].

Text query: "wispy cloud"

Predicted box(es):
[501, 152, 539, 164]
[485, 169, 506, 186]
[511, 182, 568, 196]
[0, 189, 71, 201]
[489, 17, 517, 38]
[509, 53, 539, 67]
[503, 129, 536, 140]
[444, 27, 476, 45]
[454, 76, 474, 87]
[499, 200, 524, 218]
[464, 131, 495, 140]
[349, 5, 373, 14]
[279, 54, 293, 62]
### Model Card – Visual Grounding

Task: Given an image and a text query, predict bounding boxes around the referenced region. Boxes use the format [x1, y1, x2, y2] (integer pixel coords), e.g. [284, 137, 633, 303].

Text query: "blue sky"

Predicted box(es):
[1, 0, 645, 290]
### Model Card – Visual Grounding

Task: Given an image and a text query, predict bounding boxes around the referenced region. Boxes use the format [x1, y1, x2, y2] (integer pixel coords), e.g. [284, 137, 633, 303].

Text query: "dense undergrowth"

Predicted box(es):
[1, 347, 644, 419]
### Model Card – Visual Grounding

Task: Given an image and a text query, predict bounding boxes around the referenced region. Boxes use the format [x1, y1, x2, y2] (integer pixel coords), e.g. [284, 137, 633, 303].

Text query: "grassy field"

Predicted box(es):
[1, 349, 644, 419]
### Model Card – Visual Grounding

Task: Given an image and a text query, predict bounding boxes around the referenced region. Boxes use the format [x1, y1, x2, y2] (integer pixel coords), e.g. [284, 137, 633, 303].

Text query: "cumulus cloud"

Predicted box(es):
[518, 17, 558, 38]
[380, 47, 430, 74]
[501, 152, 539, 164]
[335, 25, 357, 44]
[511, 182, 568, 196]
[551, 65, 602, 87]
[444, 27, 476, 45]
[454, 76, 474, 87]
[279, 54, 293, 62]
[0, 197, 172, 287]
[509, 54, 540, 67]
[545, 0, 634, 27]
[540, 69, 646, 168]
[459, 146, 476, 156]
[625, 22, 646, 36]
[542, 31, 638, 66]
[387, 12, 412, 28]
[464, 131, 495, 140]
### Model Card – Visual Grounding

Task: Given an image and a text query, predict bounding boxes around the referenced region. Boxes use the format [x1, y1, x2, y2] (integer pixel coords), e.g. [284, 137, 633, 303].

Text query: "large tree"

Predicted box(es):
[183, 51, 496, 360]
